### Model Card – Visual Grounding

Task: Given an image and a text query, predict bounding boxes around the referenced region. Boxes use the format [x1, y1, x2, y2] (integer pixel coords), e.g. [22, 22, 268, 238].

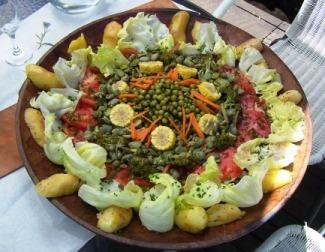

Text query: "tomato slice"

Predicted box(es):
[80, 67, 100, 95]
[193, 165, 204, 174]
[80, 96, 96, 108]
[134, 177, 151, 187]
[219, 147, 242, 181]
[115, 168, 130, 186]
[120, 47, 138, 57]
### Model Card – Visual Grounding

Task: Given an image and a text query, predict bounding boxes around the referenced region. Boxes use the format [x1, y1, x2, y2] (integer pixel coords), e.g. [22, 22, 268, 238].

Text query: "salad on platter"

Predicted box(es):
[24, 11, 305, 234]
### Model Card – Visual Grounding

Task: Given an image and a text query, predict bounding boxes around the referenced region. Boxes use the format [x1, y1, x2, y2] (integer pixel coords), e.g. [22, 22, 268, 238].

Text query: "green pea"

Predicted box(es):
[151, 100, 157, 106]
[171, 95, 177, 101]
[158, 110, 164, 115]
[156, 104, 161, 110]
[162, 118, 168, 124]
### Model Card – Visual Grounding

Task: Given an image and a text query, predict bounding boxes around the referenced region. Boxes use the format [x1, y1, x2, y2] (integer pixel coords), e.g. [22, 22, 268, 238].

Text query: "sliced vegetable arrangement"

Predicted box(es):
[24, 11, 305, 234]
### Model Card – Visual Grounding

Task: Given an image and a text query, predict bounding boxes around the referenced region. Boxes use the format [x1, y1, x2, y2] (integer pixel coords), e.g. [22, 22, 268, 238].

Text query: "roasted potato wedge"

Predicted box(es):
[24, 108, 45, 147]
[278, 90, 302, 104]
[206, 204, 244, 227]
[97, 206, 133, 233]
[67, 33, 87, 53]
[176, 64, 197, 79]
[263, 169, 293, 193]
[103, 21, 122, 48]
[36, 173, 80, 197]
[175, 206, 208, 234]
[26, 64, 63, 90]
[236, 38, 263, 57]
[169, 11, 190, 43]
[139, 61, 163, 74]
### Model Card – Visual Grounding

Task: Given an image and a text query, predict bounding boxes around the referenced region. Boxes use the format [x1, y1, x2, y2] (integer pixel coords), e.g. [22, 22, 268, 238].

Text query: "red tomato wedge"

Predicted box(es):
[219, 147, 243, 181]
[236, 72, 256, 94]
[80, 67, 100, 94]
[115, 168, 129, 186]
[120, 47, 138, 57]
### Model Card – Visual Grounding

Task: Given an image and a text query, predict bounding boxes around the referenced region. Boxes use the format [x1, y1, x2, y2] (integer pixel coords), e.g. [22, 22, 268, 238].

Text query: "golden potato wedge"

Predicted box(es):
[263, 169, 293, 193]
[191, 21, 201, 43]
[175, 206, 208, 234]
[169, 11, 190, 43]
[103, 21, 122, 48]
[97, 206, 133, 233]
[206, 204, 245, 227]
[36, 173, 80, 198]
[278, 90, 302, 104]
[67, 33, 87, 53]
[139, 61, 163, 74]
[236, 38, 263, 58]
[24, 108, 45, 147]
[26, 64, 63, 90]
[176, 64, 197, 79]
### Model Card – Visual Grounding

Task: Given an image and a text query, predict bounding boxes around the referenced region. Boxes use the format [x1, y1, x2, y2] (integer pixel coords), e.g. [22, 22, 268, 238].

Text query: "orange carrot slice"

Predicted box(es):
[191, 90, 220, 110]
[189, 113, 205, 139]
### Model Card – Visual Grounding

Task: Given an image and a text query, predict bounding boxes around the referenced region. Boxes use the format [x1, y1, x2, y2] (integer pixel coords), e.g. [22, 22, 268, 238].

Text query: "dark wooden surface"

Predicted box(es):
[16, 6, 312, 251]
[79, 163, 325, 251]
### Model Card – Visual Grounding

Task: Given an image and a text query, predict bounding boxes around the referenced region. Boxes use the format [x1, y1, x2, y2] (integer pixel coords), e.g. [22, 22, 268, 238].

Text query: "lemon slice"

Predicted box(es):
[109, 104, 134, 127]
[199, 114, 219, 135]
[198, 82, 221, 101]
[151, 126, 176, 151]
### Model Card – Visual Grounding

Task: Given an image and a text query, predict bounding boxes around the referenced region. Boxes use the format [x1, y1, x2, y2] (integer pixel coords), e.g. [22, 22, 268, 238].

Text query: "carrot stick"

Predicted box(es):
[195, 100, 215, 114]
[145, 135, 151, 148]
[168, 118, 186, 142]
[118, 93, 137, 99]
[191, 90, 220, 110]
[167, 68, 178, 80]
[189, 113, 205, 139]
[185, 119, 192, 137]
[130, 121, 138, 140]
[136, 117, 161, 142]
[132, 111, 148, 120]
[182, 107, 186, 137]
[179, 79, 201, 86]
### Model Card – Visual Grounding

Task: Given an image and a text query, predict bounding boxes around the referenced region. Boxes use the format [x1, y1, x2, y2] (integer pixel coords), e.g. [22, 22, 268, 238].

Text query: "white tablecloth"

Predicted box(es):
[0, 1, 153, 251]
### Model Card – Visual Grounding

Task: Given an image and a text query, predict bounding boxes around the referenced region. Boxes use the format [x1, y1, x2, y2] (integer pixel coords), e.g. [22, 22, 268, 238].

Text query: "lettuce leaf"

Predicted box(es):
[43, 114, 67, 165]
[221, 160, 269, 207]
[200, 156, 220, 183]
[179, 42, 200, 55]
[269, 142, 298, 169]
[192, 21, 220, 53]
[139, 173, 181, 232]
[117, 12, 174, 52]
[239, 47, 264, 72]
[255, 81, 283, 103]
[53, 47, 91, 88]
[247, 64, 277, 85]
[78, 180, 143, 209]
[213, 38, 236, 66]
[30, 88, 81, 117]
[91, 45, 129, 77]
[62, 138, 107, 188]
[234, 138, 272, 169]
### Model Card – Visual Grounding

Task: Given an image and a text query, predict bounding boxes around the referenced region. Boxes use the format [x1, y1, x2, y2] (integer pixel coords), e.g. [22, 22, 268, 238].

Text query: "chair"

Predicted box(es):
[255, 224, 325, 252]
[270, 0, 325, 165]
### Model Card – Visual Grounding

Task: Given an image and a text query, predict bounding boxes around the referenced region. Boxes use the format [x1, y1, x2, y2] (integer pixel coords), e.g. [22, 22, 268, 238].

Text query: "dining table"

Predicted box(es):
[0, 0, 302, 251]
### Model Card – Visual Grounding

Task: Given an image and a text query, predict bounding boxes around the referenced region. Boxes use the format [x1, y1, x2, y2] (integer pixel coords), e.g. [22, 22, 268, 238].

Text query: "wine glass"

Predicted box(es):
[0, 0, 33, 66]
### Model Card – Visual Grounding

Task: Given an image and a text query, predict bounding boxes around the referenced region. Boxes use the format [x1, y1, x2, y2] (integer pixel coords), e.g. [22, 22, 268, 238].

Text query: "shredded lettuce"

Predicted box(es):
[117, 12, 174, 52]
[30, 88, 81, 117]
[43, 114, 67, 165]
[91, 45, 129, 77]
[139, 173, 181, 232]
[62, 138, 107, 188]
[247, 64, 277, 85]
[53, 47, 91, 88]
[221, 160, 269, 207]
[239, 47, 264, 72]
[78, 180, 143, 209]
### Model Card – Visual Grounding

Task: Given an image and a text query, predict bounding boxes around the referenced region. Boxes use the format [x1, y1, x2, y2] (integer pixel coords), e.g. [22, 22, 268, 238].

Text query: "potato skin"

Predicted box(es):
[278, 90, 302, 104]
[238, 38, 263, 51]
[263, 169, 293, 193]
[97, 206, 133, 233]
[169, 11, 190, 43]
[36, 173, 80, 198]
[206, 204, 244, 227]
[175, 206, 208, 234]
[26, 64, 63, 90]
[67, 33, 87, 53]
[102, 21, 122, 48]
[24, 108, 45, 147]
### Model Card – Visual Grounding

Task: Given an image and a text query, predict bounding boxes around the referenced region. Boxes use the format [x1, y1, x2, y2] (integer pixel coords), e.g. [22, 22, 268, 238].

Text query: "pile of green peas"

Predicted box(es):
[130, 78, 203, 125]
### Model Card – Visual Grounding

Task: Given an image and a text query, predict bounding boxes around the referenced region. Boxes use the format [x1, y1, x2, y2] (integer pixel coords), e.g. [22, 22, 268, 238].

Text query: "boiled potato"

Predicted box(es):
[26, 64, 63, 90]
[175, 206, 208, 234]
[67, 33, 87, 53]
[169, 11, 190, 43]
[176, 64, 197, 79]
[36, 173, 80, 198]
[24, 108, 45, 147]
[206, 204, 245, 227]
[97, 206, 133, 233]
[191, 21, 201, 43]
[103, 21, 122, 48]
[139, 61, 163, 74]
[278, 90, 302, 104]
[263, 169, 293, 193]
[236, 38, 263, 58]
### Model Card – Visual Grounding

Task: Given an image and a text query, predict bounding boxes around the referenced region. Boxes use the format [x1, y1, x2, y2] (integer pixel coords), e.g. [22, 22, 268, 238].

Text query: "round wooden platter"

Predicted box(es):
[16, 9, 312, 250]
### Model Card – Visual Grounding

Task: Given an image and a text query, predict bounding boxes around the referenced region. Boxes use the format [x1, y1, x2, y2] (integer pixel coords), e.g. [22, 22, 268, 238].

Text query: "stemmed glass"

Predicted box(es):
[0, 0, 33, 66]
